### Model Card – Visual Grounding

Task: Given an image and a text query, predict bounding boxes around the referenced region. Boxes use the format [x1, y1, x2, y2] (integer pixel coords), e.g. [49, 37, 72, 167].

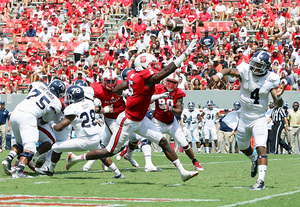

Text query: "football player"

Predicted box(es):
[2, 80, 65, 178]
[210, 51, 286, 190]
[201, 100, 222, 153]
[182, 102, 202, 153]
[65, 40, 199, 182]
[152, 73, 204, 171]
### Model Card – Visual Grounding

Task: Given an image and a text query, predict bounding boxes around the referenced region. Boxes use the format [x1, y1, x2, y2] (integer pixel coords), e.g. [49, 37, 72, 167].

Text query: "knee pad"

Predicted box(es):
[13, 143, 23, 152]
[140, 139, 151, 147]
[18, 151, 34, 162]
[182, 144, 190, 151]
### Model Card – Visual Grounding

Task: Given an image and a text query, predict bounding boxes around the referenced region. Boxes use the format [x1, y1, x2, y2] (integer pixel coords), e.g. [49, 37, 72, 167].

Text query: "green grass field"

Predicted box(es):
[0, 151, 300, 207]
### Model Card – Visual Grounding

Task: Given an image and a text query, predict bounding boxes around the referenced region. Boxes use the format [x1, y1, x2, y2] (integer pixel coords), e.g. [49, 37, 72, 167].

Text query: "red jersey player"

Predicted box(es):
[67, 40, 199, 182]
[152, 73, 204, 171]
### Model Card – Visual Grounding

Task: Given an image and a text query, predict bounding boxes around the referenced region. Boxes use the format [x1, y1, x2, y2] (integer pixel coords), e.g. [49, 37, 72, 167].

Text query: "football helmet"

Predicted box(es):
[64, 85, 84, 105]
[134, 53, 160, 71]
[82, 86, 94, 100]
[102, 69, 118, 90]
[74, 79, 88, 87]
[164, 73, 179, 91]
[233, 101, 241, 110]
[249, 51, 271, 76]
[188, 102, 195, 112]
[207, 100, 214, 110]
[48, 80, 66, 98]
[121, 68, 133, 81]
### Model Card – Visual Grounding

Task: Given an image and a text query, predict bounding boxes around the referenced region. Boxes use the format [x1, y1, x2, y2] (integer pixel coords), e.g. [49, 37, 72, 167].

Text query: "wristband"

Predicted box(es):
[103, 106, 111, 114]
[51, 123, 56, 129]
[95, 107, 101, 113]
[216, 72, 223, 80]
[121, 90, 128, 97]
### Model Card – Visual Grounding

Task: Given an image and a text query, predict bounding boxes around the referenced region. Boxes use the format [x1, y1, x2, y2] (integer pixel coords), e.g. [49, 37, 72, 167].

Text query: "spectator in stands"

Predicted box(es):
[275, 12, 286, 27]
[5, 78, 17, 94]
[248, 9, 261, 30]
[3, 47, 14, 65]
[80, 18, 91, 34]
[213, 1, 226, 22]
[78, 28, 90, 43]
[25, 24, 37, 37]
[12, 44, 21, 60]
[234, 7, 246, 27]
[124, 17, 134, 34]
[12, 24, 23, 45]
[278, 27, 292, 45]
[286, 67, 299, 90]
[59, 28, 75, 43]
[199, 7, 211, 24]
[134, 18, 147, 34]
[225, 2, 234, 21]
[38, 27, 52, 43]
[12, 3, 23, 19]
[200, 30, 215, 51]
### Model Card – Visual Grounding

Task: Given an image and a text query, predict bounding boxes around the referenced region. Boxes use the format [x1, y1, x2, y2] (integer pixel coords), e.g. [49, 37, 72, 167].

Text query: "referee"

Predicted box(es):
[267, 106, 291, 154]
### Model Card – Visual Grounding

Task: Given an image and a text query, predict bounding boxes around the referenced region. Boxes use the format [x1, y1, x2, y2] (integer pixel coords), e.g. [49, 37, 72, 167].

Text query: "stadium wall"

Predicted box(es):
[1, 91, 299, 112]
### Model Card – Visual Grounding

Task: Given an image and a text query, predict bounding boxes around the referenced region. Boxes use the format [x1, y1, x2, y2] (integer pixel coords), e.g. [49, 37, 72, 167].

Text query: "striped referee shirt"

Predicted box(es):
[270, 107, 286, 123]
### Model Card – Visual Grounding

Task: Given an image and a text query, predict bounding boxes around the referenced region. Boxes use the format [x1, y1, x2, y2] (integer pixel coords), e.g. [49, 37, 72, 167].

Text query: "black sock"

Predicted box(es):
[191, 158, 198, 164]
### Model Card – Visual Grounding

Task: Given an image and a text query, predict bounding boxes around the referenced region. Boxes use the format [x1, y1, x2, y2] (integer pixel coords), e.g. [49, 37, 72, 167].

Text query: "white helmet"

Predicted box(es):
[164, 73, 179, 91]
[134, 53, 160, 71]
[102, 69, 118, 90]
[82, 86, 94, 100]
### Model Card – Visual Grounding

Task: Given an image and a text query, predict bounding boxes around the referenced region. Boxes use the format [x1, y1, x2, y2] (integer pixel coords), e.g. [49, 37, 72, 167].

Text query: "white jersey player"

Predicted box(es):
[211, 51, 286, 190]
[2, 80, 65, 178]
[201, 100, 221, 153]
[182, 102, 202, 153]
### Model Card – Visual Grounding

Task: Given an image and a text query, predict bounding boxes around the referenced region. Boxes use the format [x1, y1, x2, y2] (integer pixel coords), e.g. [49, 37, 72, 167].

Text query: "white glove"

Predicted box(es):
[49, 121, 56, 130]
[103, 105, 113, 114]
[281, 79, 287, 85]
[184, 39, 197, 56]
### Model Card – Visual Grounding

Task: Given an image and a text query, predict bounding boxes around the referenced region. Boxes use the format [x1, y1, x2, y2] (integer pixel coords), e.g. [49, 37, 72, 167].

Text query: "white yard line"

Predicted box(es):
[220, 190, 300, 207]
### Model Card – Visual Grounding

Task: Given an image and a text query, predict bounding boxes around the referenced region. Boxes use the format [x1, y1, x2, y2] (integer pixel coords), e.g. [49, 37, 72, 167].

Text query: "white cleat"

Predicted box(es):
[124, 154, 139, 168]
[113, 173, 125, 179]
[2, 158, 12, 175]
[82, 160, 95, 172]
[144, 165, 162, 172]
[181, 170, 199, 182]
[194, 162, 204, 171]
[66, 153, 80, 171]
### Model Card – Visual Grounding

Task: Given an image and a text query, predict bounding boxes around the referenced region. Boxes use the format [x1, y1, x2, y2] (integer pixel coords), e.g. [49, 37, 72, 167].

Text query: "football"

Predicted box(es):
[167, 18, 184, 32]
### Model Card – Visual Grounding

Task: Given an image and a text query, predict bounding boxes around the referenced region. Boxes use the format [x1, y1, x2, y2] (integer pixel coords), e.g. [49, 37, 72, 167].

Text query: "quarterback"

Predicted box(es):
[210, 51, 286, 190]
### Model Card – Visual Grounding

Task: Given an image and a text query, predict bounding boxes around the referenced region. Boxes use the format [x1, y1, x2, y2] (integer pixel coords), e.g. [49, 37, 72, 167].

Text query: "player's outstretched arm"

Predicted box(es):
[112, 81, 128, 96]
[210, 68, 241, 87]
[271, 80, 287, 107]
[145, 39, 197, 88]
[52, 115, 76, 131]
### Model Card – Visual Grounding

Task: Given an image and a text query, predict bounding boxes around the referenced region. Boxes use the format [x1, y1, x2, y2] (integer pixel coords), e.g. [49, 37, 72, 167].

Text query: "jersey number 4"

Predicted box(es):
[80, 109, 97, 128]
[250, 88, 260, 104]
[26, 89, 50, 110]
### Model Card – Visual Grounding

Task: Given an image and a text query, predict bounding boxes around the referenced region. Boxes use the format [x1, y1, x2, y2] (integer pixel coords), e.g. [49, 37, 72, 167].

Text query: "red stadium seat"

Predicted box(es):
[18, 44, 27, 51]
[3, 28, 13, 33]
[11, 19, 20, 24]
[15, 37, 24, 43]
[6, 22, 15, 28]
[1, 17, 9, 22]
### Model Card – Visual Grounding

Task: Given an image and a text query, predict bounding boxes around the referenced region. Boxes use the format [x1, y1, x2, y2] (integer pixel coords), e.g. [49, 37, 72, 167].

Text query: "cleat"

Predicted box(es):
[124, 154, 139, 168]
[181, 170, 199, 182]
[35, 167, 54, 176]
[116, 147, 128, 161]
[82, 160, 94, 172]
[66, 154, 80, 171]
[113, 173, 125, 179]
[194, 162, 204, 171]
[2, 158, 12, 175]
[144, 165, 162, 172]
[102, 162, 109, 171]
[0, 149, 2, 153]
[250, 179, 265, 190]
[287, 145, 292, 154]
[251, 159, 258, 178]
[12, 168, 33, 178]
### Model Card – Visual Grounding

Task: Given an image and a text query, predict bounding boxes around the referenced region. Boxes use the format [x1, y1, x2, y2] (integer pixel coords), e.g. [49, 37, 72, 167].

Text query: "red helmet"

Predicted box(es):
[164, 73, 179, 91]
[102, 69, 117, 90]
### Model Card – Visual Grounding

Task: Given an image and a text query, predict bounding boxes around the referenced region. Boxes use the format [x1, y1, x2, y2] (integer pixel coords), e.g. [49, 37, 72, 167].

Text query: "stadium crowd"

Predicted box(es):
[0, 0, 300, 93]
